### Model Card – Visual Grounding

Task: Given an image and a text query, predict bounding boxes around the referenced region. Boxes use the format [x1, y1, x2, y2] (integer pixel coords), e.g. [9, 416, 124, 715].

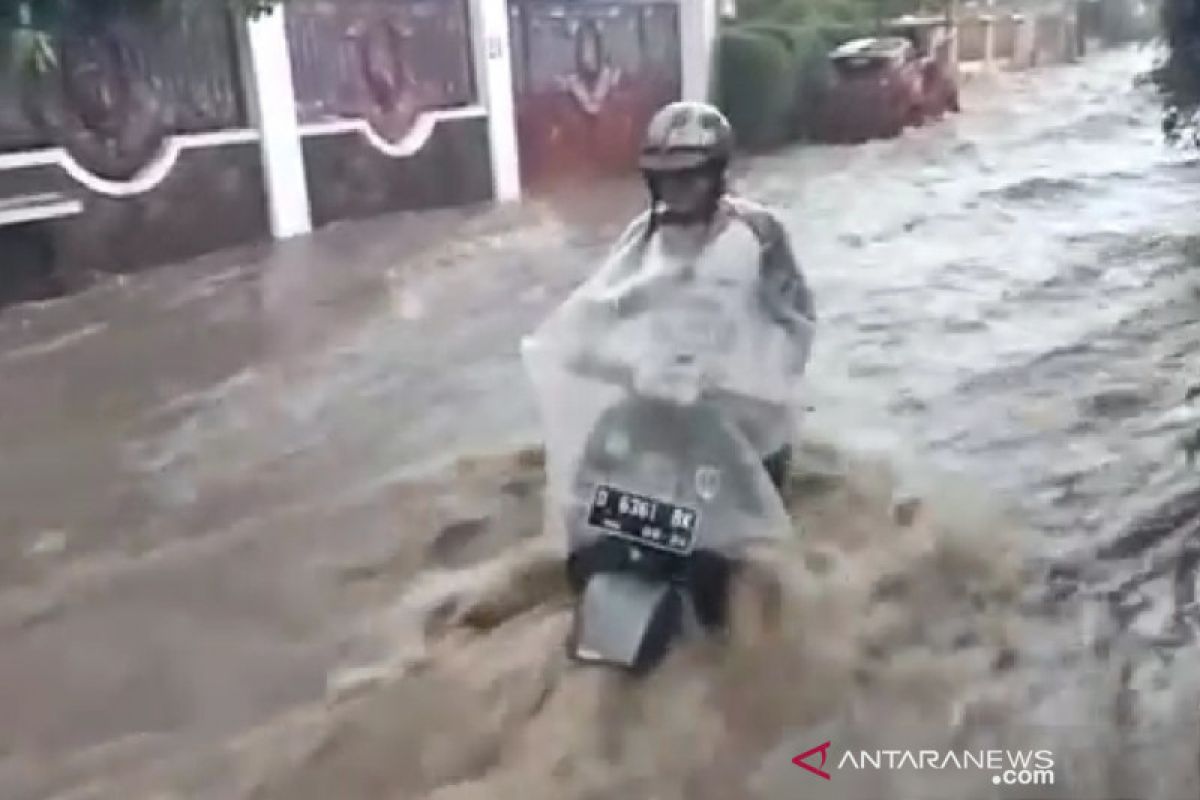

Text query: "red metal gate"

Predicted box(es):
[508, 0, 681, 190]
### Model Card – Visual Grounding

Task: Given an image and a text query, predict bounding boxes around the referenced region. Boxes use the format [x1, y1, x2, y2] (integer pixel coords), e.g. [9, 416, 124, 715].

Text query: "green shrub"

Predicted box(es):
[737, 0, 920, 26]
[736, 0, 798, 21]
[715, 16, 882, 148]
[733, 23, 815, 138]
[715, 28, 799, 150]
[810, 19, 878, 48]
[737, 0, 884, 25]
[725, 21, 863, 140]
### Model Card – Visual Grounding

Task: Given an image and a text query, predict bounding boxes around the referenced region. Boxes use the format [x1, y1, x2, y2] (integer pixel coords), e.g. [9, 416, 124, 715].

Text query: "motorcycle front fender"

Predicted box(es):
[570, 572, 682, 674]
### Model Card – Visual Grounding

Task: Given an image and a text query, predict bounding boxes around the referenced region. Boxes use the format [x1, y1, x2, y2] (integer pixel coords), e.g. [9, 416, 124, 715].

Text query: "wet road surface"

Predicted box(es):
[2, 44, 1200, 798]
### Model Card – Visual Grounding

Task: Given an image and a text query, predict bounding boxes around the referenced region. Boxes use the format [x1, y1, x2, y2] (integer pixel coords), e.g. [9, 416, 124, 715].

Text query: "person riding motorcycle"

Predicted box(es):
[523, 102, 815, 664]
[575, 100, 817, 490]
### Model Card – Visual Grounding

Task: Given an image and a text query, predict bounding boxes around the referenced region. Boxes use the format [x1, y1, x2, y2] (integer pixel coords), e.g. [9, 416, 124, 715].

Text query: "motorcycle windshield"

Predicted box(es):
[522, 228, 807, 554]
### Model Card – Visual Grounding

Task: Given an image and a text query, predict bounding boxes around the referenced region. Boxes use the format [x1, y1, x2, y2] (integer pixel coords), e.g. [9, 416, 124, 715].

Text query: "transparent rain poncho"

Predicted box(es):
[522, 202, 815, 555]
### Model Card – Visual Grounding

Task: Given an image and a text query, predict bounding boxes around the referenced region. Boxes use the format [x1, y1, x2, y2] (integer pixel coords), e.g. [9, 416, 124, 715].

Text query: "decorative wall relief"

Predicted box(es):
[287, 0, 476, 144]
[559, 18, 622, 116]
[40, 28, 169, 181]
[509, 0, 681, 188]
[8, 4, 245, 182]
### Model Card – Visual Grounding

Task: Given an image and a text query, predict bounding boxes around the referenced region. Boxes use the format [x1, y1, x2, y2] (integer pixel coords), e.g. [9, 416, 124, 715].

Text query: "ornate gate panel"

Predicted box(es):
[509, 0, 681, 190]
[285, 0, 493, 225]
[0, 4, 245, 179]
[0, 4, 267, 292]
[287, 0, 475, 140]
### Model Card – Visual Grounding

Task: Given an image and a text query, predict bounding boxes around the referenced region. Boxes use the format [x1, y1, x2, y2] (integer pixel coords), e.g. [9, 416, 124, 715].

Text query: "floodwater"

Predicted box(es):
[2, 45, 1200, 799]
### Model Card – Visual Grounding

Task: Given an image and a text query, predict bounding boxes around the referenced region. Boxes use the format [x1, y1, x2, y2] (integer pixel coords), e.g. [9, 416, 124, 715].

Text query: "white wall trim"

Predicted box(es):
[298, 105, 487, 159]
[0, 149, 61, 170]
[0, 129, 260, 198]
[0, 197, 83, 227]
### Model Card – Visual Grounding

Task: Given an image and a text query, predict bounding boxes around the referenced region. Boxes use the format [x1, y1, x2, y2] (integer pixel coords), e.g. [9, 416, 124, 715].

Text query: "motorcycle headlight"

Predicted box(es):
[604, 430, 631, 458]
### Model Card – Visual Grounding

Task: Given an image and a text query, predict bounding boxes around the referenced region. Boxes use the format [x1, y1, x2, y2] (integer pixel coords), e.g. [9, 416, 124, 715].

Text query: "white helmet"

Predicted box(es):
[639, 101, 735, 173]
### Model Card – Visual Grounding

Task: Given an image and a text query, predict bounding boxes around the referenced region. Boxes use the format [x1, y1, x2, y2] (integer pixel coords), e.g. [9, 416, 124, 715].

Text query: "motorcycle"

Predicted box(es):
[521, 237, 812, 674]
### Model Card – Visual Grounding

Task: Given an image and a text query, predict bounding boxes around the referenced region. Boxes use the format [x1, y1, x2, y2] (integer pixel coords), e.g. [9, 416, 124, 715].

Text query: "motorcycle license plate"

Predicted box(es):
[587, 485, 698, 555]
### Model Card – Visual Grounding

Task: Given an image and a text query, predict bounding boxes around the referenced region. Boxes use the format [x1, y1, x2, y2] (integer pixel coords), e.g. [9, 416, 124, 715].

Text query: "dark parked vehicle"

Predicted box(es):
[817, 29, 959, 143]
[887, 15, 961, 114]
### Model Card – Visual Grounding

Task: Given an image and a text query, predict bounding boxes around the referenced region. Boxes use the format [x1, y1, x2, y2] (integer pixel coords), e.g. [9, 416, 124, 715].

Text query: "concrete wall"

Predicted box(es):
[300, 112, 493, 227]
[956, 6, 1079, 71]
[1032, 12, 1080, 64]
[0, 5, 270, 301]
[0, 0, 713, 305]
[0, 1, 514, 302]
[1012, 14, 1039, 67]
[281, 0, 496, 225]
[994, 15, 1019, 58]
[958, 16, 991, 61]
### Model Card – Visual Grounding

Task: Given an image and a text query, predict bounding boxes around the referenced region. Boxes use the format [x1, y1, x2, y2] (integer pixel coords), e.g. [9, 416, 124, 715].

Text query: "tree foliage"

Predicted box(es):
[739, 0, 932, 27]
[0, 0, 289, 72]
[0, 0, 287, 27]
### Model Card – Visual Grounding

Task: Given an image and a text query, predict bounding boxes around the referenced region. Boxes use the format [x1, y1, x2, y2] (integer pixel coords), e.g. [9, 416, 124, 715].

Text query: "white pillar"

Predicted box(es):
[983, 15, 996, 70]
[242, 7, 312, 239]
[681, 0, 718, 102]
[468, 0, 521, 202]
[1013, 14, 1034, 68]
[947, 20, 960, 76]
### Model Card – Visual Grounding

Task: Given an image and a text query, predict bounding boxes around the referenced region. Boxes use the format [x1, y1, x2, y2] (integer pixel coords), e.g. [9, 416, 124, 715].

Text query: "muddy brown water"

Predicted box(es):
[2, 45, 1200, 798]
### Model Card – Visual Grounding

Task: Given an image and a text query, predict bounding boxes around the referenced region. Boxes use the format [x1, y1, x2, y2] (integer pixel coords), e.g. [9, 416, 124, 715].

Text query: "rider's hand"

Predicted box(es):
[606, 271, 677, 318]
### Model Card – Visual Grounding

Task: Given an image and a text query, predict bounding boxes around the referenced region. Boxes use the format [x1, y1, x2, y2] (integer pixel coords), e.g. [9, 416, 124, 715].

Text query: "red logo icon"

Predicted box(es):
[793, 741, 832, 780]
